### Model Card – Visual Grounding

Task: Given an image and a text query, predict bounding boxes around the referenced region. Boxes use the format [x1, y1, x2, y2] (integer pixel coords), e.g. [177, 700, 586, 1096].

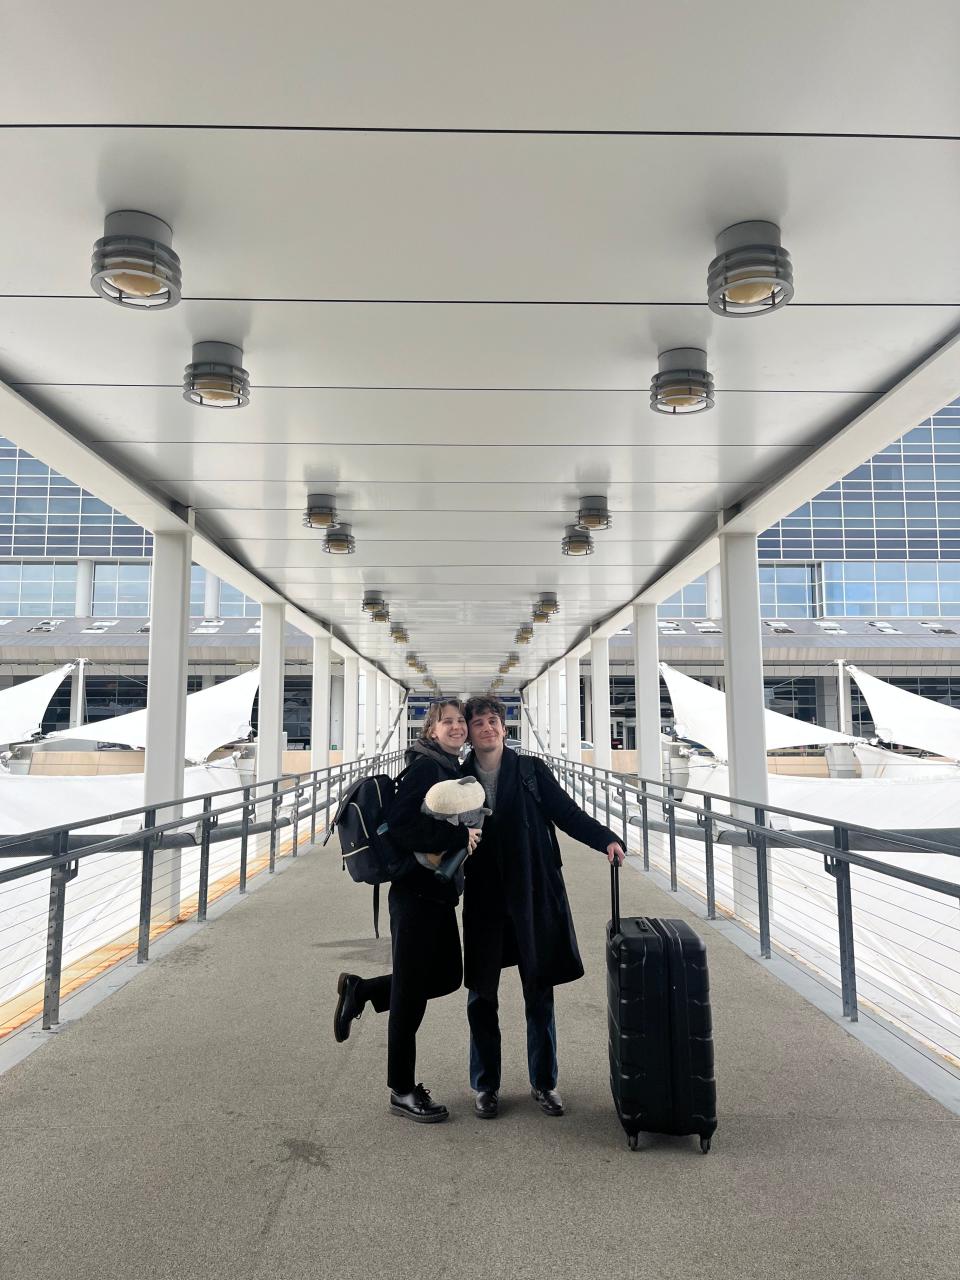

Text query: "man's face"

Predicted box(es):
[468, 710, 507, 751]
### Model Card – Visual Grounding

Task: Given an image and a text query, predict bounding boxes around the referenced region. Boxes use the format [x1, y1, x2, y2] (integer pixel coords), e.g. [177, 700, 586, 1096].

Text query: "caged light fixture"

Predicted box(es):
[515, 625, 534, 645]
[575, 495, 612, 531]
[303, 494, 339, 530]
[650, 348, 715, 415]
[707, 220, 794, 317]
[362, 591, 386, 614]
[406, 652, 420, 669]
[537, 593, 559, 615]
[322, 523, 356, 555]
[561, 524, 594, 556]
[183, 341, 250, 408]
[390, 625, 409, 645]
[91, 210, 182, 309]
[498, 661, 511, 675]
[371, 604, 390, 624]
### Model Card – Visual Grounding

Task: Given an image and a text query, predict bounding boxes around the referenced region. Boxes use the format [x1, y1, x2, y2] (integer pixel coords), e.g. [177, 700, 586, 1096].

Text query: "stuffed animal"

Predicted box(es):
[415, 777, 491, 881]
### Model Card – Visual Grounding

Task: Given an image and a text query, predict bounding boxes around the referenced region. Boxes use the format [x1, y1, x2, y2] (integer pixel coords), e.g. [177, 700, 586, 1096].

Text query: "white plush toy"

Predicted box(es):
[416, 777, 491, 881]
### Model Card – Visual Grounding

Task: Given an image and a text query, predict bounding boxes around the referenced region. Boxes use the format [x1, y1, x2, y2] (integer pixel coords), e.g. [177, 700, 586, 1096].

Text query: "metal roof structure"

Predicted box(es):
[1, 3, 959, 692]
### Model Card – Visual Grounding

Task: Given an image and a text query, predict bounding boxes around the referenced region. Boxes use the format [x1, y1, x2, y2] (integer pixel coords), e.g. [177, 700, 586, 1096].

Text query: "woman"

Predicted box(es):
[332, 699, 481, 1123]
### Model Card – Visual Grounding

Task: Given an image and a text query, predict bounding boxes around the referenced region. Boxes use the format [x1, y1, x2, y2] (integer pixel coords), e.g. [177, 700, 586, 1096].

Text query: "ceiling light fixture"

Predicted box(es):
[362, 591, 385, 614]
[515, 625, 534, 645]
[499, 661, 510, 675]
[406, 652, 419, 669]
[707, 220, 793, 317]
[532, 606, 551, 623]
[575, 496, 612, 531]
[371, 605, 390, 624]
[183, 341, 250, 408]
[390, 625, 409, 644]
[561, 525, 595, 556]
[91, 210, 182, 309]
[537, 593, 559, 615]
[322, 523, 356, 555]
[303, 494, 339, 530]
[650, 348, 715, 415]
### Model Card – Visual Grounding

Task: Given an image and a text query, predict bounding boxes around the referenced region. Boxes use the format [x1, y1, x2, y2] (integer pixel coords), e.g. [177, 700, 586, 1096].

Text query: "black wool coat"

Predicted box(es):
[461, 749, 617, 997]
[388, 739, 469, 906]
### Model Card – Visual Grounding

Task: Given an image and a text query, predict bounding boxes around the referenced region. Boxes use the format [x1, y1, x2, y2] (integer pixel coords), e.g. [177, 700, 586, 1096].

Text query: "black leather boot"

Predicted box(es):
[389, 1083, 449, 1123]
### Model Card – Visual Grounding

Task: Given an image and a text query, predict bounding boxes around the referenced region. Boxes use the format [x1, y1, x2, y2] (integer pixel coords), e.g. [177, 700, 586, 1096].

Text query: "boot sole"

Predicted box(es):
[389, 1104, 449, 1124]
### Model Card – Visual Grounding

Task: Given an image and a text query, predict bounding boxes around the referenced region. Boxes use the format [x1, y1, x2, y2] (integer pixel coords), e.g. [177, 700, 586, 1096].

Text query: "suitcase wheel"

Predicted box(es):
[700, 1136, 711, 1155]
[627, 1133, 639, 1152]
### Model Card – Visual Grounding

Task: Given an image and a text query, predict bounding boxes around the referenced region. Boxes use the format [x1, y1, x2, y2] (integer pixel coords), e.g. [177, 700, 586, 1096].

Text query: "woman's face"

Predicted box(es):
[429, 704, 468, 753]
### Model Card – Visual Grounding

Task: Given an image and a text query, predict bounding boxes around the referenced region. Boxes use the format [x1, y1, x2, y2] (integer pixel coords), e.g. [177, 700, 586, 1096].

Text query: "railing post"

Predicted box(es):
[828, 826, 859, 1021]
[592, 769, 598, 819]
[324, 767, 334, 834]
[640, 779, 650, 870]
[604, 769, 612, 830]
[667, 788, 678, 891]
[310, 771, 318, 844]
[754, 806, 772, 959]
[137, 808, 157, 963]
[620, 781, 629, 851]
[239, 786, 251, 894]
[291, 776, 301, 857]
[269, 779, 280, 872]
[704, 796, 716, 920]
[197, 795, 212, 922]
[41, 829, 72, 1030]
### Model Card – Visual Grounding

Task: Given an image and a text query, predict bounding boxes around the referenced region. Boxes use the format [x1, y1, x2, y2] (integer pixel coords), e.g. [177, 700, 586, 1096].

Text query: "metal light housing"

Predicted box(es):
[406, 652, 420, 669]
[183, 341, 250, 408]
[362, 591, 386, 614]
[575, 495, 612, 531]
[322, 523, 356, 555]
[303, 494, 339, 530]
[391, 625, 409, 644]
[707, 220, 794, 317]
[537, 593, 559, 615]
[506, 652, 520, 668]
[91, 210, 182, 309]
[371, 605, 390, 624]
[561, 525, 595, 556]
[498, 661, 510, 674]
[650, 348, 715, 415]
[515, 625, 534, 644]
[532, 606, 551, 624]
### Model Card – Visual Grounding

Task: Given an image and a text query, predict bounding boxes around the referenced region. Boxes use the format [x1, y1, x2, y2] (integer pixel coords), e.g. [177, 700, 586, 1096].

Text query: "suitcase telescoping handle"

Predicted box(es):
[610, 859, 621, 934]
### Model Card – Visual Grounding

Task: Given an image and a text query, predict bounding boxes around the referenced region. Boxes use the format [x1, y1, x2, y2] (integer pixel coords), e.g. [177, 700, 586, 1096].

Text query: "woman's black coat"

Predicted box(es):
[388, 739, 470, 905]
[461, 749, 617, 997]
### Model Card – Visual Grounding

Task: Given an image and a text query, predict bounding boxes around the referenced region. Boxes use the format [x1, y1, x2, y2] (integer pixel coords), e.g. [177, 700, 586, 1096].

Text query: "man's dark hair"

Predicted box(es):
[464, 695, 507, 728]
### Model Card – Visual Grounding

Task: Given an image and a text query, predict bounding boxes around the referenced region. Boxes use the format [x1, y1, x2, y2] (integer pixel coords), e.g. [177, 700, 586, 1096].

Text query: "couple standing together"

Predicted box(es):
[333, 695, 625, 1123]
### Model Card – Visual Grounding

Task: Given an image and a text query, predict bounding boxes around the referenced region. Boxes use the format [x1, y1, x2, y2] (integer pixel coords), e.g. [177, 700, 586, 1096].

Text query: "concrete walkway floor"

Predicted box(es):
[1, 834, 959, 1280]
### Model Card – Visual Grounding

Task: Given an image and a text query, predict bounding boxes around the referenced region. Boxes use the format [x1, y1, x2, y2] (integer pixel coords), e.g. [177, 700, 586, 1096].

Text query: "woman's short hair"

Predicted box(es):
[419, 698, 466, 742]
[464, 696, 507, 728]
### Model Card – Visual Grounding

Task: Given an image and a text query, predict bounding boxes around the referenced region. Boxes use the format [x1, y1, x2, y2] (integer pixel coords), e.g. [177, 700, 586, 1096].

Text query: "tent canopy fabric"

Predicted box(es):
[48, 667, 261, 764]
[847, 665, 960, 764]
[853, 743, 960, 779]
[0, 663, 75, 747]
[660, 662, 855, 762]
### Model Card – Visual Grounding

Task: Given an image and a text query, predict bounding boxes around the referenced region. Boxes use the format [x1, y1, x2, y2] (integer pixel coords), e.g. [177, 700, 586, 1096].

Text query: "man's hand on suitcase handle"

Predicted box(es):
[606, 842, 626, 866]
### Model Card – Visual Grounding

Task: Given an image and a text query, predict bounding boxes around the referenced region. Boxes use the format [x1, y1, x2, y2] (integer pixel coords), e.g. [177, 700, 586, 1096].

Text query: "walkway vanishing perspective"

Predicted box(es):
[2, 834, 959, 1280]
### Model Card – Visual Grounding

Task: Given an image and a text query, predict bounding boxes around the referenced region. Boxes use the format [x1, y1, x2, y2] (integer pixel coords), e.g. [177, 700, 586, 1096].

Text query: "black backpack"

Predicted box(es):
[324, 769, 412, 936]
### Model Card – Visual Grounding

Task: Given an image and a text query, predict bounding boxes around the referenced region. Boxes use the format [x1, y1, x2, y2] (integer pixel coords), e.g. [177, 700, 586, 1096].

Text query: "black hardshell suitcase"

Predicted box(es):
[607, 863, 717, 1152]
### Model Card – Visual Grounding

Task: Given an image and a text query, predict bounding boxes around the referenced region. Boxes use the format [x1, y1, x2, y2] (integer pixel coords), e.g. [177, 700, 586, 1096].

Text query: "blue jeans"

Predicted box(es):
[467, 977, 558, 1093]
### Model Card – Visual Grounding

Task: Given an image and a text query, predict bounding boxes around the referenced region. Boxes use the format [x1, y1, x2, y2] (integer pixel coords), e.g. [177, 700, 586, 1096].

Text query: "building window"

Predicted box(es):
[0, 561, 77, 616]
[658, 576, 708, 619]
[92, 562, 151, 616]
[218, 581, 260, 618]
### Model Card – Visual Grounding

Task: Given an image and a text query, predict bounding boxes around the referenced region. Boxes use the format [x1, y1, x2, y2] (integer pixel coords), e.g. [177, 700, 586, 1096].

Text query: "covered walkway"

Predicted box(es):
[2, 833, 958, 1280]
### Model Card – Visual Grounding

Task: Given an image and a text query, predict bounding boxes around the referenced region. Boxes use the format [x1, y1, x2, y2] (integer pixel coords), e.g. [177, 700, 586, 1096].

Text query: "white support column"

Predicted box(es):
[582, 673, 593, 742]
[330, 672, 344, 753]
[342, 655, 359, 762]
[837, 660, 853, 736]
[377, 673, 391, 753]
[548, 666, 562, 759]
[143, 529, 192, 921]
[590, 636, 612, 771]
[256, 602, 286, 784]
[633, 603, 662, 783]
[520, 685, 531, 749]
[74, 558, 94, 618]
[399, 689, 409, 754]
[203, 568, 221, 619]
[706, 564, 723, 619]
[528, 679, 544, 751]
[719, 530, 769, 922]
[564, 654, 581, 762]
[363, 667, 377, 760]
[68, 658, 86, 730]
[310, 635, 331, 771]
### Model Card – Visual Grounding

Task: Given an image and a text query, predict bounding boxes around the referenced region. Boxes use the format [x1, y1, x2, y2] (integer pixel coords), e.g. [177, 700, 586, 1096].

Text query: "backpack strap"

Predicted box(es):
[372, 883, 381, 939]
[518, 754, 542, 804]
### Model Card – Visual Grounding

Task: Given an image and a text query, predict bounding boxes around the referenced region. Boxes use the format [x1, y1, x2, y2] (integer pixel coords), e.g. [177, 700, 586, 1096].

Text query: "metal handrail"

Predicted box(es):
[0, 750, 404, 1033]
[526, 750, 960, 1046]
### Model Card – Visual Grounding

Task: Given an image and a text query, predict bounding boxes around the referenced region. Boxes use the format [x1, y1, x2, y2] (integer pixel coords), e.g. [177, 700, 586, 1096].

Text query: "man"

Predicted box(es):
[461, 695, 625, 1120]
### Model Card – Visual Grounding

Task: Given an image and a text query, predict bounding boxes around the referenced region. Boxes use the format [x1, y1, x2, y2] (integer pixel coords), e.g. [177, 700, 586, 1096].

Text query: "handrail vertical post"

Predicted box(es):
[269, 779, 280, 872]
[239, 786, 251, 894]
[291, 775, 300, 857]
[832, 825, 859, 1021]
[324, 767, 334, 834]
[197, 795, 212, 922]
[41, 829, 71, 1030]
[137, 808, 157, 963]
[754, 806, 772, 959]
[620, 781, 629, 851]
[704, 796, 716, 920]
[604, 769, 612, 830]
[667, 788, 678, 891]
[640, 779, 650, 870]
[310, 770, 318, 844]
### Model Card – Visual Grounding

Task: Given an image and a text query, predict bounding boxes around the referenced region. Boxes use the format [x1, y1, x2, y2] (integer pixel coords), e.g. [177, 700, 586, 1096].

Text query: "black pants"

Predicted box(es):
[358, 884, 462, 1094]
[467, 970, 557, 1093]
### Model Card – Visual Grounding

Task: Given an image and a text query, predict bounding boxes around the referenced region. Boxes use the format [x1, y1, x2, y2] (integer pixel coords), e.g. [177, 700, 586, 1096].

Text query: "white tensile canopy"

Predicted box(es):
[0, 663, 76, 747]
[660, 662, 855, 762]
[47, 667, 261, 764]
[847, 665, 960, 764]
[853, 743, 960, 779]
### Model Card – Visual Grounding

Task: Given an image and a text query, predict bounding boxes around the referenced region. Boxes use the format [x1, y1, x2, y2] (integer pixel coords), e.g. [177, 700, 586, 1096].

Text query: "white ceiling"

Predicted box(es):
[0, 2, 959, 692]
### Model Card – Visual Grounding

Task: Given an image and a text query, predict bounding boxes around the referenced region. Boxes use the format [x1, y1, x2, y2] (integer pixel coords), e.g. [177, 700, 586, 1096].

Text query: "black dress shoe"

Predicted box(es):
[531, 1087, 564, 1117]
[334, 972, 365, 1043]
[474, 1090, 499, 1119]
[390, 1083, 449, 1124]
